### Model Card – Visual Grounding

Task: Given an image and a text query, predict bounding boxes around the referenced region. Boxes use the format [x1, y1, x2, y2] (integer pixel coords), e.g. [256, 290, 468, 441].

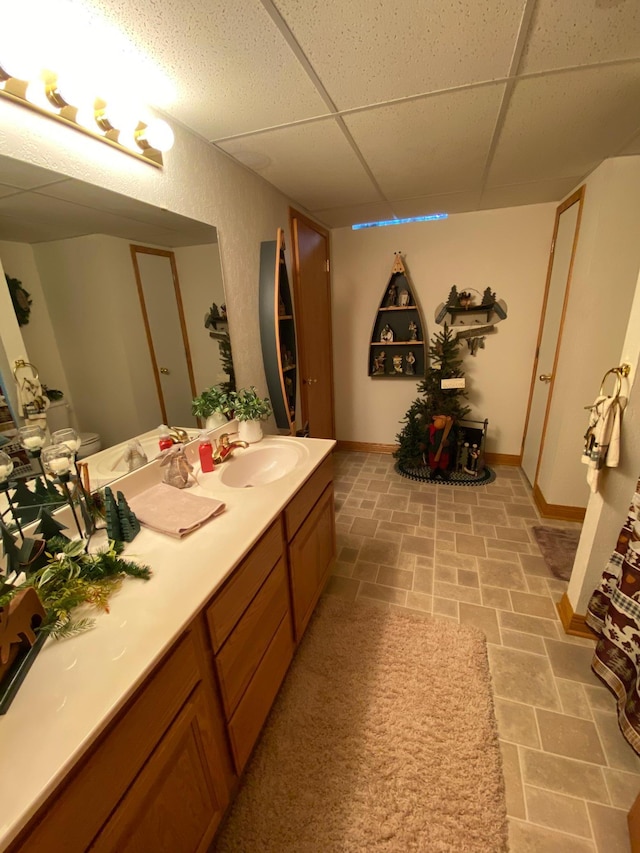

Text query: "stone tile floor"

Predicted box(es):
[326, 450, 639, 852]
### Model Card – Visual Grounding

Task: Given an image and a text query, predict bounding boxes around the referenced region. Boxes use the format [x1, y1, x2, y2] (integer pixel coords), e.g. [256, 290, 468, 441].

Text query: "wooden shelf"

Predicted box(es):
[259, 228, 297, 433]
[369, 254, 426, 378]
[378, 306, 417, 312]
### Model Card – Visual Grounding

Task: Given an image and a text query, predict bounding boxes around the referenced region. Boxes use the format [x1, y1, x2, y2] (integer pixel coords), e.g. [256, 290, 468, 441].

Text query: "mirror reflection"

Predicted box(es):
[0, 154, 234, 491]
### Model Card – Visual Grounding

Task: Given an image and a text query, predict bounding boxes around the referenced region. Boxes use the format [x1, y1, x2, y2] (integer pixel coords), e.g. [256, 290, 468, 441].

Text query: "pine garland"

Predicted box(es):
[0, 537, 151, 639]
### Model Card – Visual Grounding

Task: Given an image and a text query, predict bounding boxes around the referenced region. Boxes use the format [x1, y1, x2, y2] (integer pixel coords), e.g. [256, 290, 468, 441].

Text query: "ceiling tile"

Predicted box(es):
[0, 184, 21, 199]
[479, 177, 580, 210]
[520, 0, 640, 74]
[0, 155, 66, 190]
[274, 0, 524, 109]
[36, 180, 215, 241]
[619, 134, 640, 156]
[218, 119, 381, 209]
[391, 191, 481, 218]
[310, 201, 397, 229]
[64, 0, 329, 139]
[344, 85, 505, 199]
[487, 64, 640, 186]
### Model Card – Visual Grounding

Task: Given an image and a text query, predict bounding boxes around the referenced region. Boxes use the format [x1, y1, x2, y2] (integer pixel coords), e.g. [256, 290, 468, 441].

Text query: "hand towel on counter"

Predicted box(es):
[128, 483, 225, 538]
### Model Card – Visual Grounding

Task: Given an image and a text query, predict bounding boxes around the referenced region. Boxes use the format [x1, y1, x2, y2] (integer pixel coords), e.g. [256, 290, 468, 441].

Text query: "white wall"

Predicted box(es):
[0, 240, 73, 407]
[331, 205, 555, 454]
[569, 259, 640, 614]
[0, 94, 293, 420]
[537, 157, 640, 508]
[32, 235, 161, 446]
[173, 243, 227, 394]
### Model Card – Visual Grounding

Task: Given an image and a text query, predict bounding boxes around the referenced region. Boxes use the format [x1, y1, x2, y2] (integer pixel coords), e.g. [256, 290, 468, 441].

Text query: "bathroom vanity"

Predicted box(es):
[0, 436, 335, 853]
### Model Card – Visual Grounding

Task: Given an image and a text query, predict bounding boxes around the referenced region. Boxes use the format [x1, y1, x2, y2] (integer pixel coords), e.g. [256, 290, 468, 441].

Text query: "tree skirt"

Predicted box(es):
[215, 597, 508, 852]
[395, 460, 496, 486]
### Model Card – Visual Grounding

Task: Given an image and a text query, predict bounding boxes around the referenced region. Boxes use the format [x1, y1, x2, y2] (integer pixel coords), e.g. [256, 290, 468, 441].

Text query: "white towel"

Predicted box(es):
[582, 394, 626, 493]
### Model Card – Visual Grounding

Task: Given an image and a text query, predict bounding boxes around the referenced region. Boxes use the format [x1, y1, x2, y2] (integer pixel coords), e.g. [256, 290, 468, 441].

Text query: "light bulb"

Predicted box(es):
[98, 100, 141, 133]
[25, 79, 53, 110]
[0, 45, 43, 81]
[48, 73, 97, 110]
[137, 119, 174, 152]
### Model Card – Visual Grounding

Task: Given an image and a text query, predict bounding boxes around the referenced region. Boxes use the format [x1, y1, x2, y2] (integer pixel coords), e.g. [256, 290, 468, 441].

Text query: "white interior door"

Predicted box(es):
[521, 192, 583, 486]
[133, 249, 195, 427]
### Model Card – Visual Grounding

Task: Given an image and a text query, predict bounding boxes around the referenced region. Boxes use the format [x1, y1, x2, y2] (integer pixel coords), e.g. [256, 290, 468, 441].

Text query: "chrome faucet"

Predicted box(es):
[212, 433, 249, 464]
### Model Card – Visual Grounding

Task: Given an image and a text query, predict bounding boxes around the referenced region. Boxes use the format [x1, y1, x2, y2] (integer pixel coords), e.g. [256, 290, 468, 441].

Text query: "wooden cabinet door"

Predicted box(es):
[288, 484, 336, 641]
[90, 687, 227, 853]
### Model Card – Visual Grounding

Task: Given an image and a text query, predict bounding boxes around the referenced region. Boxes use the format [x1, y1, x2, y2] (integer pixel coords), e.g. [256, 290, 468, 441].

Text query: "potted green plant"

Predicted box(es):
[231, 387, 272, 444]
[191, 386, 233, 429]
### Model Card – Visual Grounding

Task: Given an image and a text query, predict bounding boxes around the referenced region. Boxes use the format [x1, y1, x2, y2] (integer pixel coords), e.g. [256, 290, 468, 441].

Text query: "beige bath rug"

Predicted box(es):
[532, 525, 581, 581]
[215, 596, 508, 852]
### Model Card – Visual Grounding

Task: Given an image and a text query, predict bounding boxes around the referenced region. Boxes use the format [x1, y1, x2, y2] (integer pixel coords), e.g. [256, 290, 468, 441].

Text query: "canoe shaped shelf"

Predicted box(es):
[259, 227, 297, 432]
[369, 253, 426, 378]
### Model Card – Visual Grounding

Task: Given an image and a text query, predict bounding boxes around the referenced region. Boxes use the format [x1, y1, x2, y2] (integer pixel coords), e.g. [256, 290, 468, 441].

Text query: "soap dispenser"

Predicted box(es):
[198, 431, 215, 473]
[158, 424, 173, 451]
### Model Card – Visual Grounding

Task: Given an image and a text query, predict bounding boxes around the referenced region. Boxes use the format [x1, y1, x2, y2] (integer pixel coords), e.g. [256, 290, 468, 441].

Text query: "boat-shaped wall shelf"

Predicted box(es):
[368, 253, 426, 378]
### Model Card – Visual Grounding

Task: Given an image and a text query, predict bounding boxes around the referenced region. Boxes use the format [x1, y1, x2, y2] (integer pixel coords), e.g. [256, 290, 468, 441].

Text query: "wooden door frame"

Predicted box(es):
[288, 208, 336, 438]
[130, 245, 198, 425]
[519, 185, 586, 489]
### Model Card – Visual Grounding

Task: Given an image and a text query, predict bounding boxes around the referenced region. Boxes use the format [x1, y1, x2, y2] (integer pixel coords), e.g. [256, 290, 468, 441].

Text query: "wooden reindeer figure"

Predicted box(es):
[0, 588, 46, 673]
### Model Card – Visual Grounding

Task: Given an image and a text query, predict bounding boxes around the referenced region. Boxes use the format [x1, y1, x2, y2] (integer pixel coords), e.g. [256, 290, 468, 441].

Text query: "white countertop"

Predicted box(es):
[0, 433, 335, 851]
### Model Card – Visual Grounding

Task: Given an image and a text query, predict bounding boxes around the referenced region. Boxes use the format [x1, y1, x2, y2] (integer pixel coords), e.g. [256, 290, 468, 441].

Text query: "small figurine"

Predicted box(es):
[160, 444, 194, 489]
[123, 439, 148, 472]
[384, 283, 398, 307]
[405, 351, 416, 375]
[398, 289, 410, 307]
[372, 351, 386, 375]
[392, 354, 403, 374]
[458, 291, 473, 308]
[408, 321, 418, 341]
[380, 324, 394, 343]
[464, 444, 480, 476]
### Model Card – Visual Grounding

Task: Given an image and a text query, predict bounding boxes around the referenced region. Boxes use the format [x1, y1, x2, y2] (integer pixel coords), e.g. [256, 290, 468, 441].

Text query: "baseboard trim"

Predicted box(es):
[533, 484, 586, 522]
[335, 443, 522, 467]
[335, 441, 396, 454]
[485, 453, 521, 467]
[557, 593, 597, 640]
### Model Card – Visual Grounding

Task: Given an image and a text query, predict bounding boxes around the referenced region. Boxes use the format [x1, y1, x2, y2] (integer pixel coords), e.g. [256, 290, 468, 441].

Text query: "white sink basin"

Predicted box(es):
[218, 442, 306, 488]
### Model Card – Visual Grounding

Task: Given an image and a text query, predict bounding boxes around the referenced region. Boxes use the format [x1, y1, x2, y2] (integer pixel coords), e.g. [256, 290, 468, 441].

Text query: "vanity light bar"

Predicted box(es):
[352, 213, 448, 230]
[0, 73, 173, 167]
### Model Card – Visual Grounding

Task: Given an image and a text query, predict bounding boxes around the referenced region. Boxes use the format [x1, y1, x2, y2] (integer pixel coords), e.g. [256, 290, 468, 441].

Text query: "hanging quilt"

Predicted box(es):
[587, 475, 640, 754]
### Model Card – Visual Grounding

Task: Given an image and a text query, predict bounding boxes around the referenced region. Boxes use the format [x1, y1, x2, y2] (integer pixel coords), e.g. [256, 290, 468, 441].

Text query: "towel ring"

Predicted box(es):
[599, 364, 631, 398]
[13, 358, 40, 382]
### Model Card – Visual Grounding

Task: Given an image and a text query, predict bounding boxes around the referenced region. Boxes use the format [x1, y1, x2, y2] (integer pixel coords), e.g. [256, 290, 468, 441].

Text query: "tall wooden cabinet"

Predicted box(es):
[259, 228, 298, 432]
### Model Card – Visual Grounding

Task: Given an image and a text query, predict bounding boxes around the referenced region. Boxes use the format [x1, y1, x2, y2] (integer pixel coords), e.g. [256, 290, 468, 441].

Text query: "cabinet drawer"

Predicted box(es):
[206, 520, 284, 652]
[11, 631, 203, 853]
[227, 613, 293, 773]
[215, 558, 289, 720]
[284, 455, 333, 542]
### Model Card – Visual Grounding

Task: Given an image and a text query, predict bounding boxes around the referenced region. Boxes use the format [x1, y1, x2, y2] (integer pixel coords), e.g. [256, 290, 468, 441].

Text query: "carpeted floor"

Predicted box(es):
[215, 596, 508, 852]
[532, 526, 581, 581]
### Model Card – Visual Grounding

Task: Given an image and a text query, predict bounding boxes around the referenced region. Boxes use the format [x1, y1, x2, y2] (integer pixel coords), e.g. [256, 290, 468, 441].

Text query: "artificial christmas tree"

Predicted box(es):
[394, 325, 493, 485]
[117, 491, 140, 543]
[33, 508, 70, 543]
[395, 324, 470, 468]
[104, 487, 122, 541]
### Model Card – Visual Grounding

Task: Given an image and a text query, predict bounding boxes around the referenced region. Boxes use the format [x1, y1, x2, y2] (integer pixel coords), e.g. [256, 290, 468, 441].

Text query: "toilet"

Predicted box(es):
[46, 400, 102, 459]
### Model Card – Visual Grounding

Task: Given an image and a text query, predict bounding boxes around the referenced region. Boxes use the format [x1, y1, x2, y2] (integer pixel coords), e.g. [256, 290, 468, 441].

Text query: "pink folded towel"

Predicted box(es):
[128, 483, 225, 538]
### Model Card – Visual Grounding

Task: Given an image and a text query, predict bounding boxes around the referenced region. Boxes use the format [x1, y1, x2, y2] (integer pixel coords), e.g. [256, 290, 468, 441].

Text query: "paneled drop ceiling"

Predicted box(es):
[9, 0, 640, 228]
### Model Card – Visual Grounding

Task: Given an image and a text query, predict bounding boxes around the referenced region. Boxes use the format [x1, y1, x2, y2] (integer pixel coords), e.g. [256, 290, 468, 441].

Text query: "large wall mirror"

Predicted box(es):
[0, 154, 233, 487]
